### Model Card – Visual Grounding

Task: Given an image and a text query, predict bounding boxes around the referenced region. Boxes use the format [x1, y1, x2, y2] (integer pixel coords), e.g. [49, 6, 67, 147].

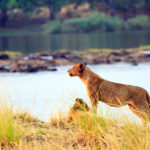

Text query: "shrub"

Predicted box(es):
[43, 13, 150, 33]
[64, 13, 123, 32]
[64, 17, 93, 32]
[124, 15, 150, 30]
[43, 20, 62, 33]
[105, 16, 123, 31]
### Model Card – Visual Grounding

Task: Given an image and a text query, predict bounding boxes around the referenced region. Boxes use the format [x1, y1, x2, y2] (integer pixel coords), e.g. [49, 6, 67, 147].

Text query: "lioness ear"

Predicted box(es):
[76, 98, 79, 102]
[78, 63, 85, 72]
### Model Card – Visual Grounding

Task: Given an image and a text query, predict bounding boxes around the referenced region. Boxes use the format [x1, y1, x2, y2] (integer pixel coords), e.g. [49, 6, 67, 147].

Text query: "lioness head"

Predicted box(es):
[68, 63, 85, 77]
[71, 98, 90, 112]
[68, 98, 90, 121]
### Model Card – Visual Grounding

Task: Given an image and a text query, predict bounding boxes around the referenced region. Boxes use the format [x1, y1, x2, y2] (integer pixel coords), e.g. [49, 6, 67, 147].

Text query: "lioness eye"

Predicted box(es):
[80, 64, 82, 69]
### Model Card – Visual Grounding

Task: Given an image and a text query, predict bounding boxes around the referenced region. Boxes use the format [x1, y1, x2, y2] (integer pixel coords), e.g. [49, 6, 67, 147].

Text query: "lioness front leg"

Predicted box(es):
[89, 97, 99, 114]
[88, 87, 100, 114]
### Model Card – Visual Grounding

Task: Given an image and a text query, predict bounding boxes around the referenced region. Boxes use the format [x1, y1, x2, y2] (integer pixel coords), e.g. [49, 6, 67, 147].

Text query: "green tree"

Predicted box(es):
[39, 0, 67, 20]
[17, 0, 37, 12]
[0, 0, 17, 26]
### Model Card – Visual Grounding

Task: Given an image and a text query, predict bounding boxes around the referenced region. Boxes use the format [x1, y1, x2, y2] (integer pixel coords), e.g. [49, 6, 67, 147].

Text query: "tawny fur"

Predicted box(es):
[68, 63, 150, 123]
[68, 98, 90, 121]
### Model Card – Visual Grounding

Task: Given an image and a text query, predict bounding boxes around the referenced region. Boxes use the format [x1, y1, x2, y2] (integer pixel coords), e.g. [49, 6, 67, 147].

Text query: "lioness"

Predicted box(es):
[68, 63, 150, 123]
[68, 98, 90, 121]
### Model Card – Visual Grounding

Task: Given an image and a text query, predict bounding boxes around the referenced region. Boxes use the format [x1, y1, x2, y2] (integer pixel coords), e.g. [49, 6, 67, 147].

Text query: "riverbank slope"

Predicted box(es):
[1, 99, 150, 150]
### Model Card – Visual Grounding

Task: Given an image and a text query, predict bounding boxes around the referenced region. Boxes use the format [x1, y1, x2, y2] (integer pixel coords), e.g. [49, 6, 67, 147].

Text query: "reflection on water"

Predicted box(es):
[0, 31, 150, 54]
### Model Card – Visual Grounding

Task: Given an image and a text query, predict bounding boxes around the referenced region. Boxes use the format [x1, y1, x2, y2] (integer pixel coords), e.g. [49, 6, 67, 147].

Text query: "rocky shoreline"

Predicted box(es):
[0, 48, 150, 73]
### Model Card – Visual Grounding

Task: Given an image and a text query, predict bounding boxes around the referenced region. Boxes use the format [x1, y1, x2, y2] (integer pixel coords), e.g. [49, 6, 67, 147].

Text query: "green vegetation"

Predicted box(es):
[139, 45, 150, 50]
[0, 0, 17, 26]
[2, 51, 22, 60]
[63, 12, 123, 32]
[0, 0, 67, 26]
[123, 15, 150, 30]
[1, 0, 150, 29]
[43, 20, 62, 33]
[0, 100, 22, 146]
[43, 13, 150, 33]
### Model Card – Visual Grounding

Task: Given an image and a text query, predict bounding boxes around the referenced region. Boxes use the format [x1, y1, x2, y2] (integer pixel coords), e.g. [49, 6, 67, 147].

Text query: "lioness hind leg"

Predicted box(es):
[128, 104, 150, 125]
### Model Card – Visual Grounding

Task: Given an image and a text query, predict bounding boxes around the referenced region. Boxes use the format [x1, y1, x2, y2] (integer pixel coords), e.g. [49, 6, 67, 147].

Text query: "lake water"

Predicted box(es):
[0, 62, 149, 124]
[0, 30, 150, 54]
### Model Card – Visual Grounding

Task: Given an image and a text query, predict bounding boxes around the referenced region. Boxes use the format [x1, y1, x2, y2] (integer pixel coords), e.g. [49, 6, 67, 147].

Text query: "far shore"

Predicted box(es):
[0, 46, 150, 73]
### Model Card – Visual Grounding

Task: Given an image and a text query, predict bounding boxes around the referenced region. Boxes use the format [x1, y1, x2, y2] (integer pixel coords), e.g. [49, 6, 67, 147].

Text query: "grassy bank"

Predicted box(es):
[0, 98, 150, 150]
[43, 12, 150, 33]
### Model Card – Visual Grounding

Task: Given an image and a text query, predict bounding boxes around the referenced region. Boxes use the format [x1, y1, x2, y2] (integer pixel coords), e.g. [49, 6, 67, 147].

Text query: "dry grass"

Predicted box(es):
[0, 98, 150, 150]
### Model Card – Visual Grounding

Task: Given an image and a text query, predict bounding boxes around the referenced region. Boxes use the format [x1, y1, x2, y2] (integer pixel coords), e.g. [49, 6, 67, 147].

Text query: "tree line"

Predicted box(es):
[0, 0, 150, 27]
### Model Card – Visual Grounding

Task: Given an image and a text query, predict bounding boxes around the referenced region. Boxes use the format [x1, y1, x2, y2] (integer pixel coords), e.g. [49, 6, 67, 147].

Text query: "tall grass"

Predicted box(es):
[0, 99, 21, 147]
[0, 98, 150, 149]
[65, 111, 150, 150]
